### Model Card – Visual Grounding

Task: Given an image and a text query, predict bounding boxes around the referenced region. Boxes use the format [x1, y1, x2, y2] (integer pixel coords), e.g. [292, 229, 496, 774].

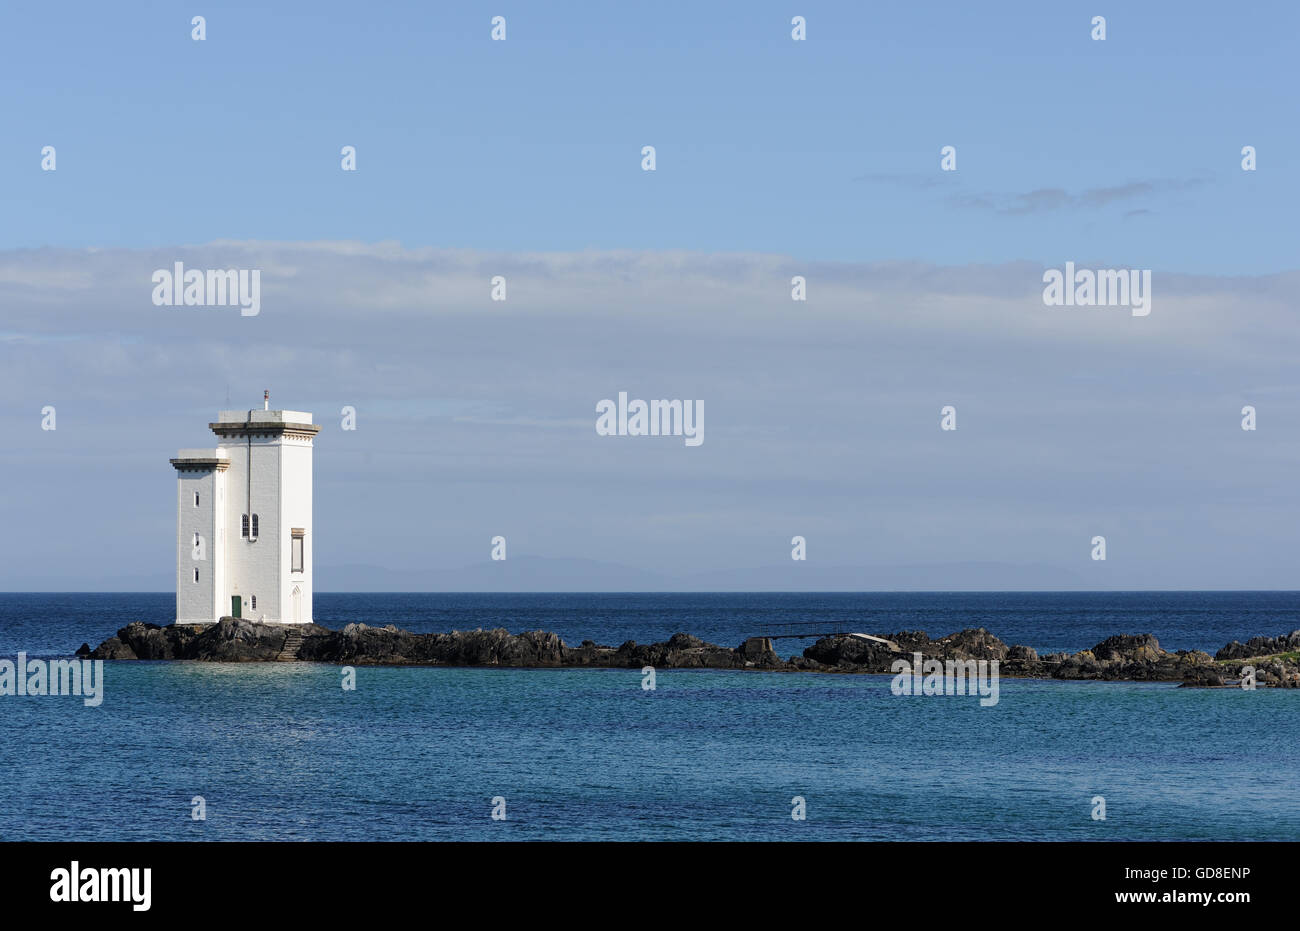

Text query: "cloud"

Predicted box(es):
[947, 178, 1208, 216]
[0, 242, 1297, 589]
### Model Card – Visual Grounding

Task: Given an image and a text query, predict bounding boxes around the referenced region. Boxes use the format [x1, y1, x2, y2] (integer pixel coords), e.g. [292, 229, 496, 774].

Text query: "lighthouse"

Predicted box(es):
[169, 393, 320, 624]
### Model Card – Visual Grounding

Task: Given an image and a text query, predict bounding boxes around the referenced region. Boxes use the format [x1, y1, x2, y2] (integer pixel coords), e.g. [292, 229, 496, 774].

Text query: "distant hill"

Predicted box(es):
[317, 556, 668, 592]
[314, 555, 1089, 592]
[0, 555, 1132, 593]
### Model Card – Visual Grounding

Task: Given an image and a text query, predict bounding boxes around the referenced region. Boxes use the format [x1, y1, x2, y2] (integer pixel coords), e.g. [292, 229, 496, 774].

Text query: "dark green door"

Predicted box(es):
[231, 595, 242, 619]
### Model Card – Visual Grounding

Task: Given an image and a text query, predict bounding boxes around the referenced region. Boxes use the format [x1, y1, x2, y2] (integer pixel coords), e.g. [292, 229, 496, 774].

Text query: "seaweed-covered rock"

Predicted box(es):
[1215, 630, 1300, 660]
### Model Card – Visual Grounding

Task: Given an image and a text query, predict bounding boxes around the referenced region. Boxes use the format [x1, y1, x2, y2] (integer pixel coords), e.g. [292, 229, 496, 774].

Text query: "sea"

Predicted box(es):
[1, 591, 1297, 841]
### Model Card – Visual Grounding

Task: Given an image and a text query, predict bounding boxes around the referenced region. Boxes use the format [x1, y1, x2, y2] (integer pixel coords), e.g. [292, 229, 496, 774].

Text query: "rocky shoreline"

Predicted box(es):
[76, 617, 1300, 688]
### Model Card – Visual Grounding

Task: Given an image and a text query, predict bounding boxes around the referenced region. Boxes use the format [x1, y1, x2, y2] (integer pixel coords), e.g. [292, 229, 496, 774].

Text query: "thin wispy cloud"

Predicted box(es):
[948, 179, 1209, 216]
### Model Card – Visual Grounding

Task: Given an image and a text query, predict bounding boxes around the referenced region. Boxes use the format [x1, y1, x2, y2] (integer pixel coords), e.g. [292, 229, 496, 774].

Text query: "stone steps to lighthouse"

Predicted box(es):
[274, 629, 305, 662]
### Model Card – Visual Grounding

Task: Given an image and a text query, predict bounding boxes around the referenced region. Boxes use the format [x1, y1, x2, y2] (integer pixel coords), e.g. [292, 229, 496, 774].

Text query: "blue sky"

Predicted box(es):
[2, 1, 1295, 272]
[2, 3, 1299, 591]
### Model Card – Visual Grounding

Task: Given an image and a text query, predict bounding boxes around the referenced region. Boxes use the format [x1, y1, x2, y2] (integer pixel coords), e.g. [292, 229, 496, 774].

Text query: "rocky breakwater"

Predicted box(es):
[77, 619, 1300, 686]
[791, 628, 1300, 688]
[78, 618, 787, 670]
[81, 618, 333, 662]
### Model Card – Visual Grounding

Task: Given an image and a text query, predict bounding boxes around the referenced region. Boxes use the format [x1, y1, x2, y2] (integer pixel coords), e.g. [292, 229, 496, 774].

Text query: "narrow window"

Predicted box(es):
[251, 514, 259, 540]
[193, 492, 200, 507]
[291, 530, 304, 573]
[193, 568, 199, 583]
[241, 514, 249, 539]
[250, 595, 257, 610]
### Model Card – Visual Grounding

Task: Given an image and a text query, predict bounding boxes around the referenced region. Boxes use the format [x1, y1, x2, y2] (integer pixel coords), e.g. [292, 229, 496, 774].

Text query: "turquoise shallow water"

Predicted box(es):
[2, 660, 1297, 841]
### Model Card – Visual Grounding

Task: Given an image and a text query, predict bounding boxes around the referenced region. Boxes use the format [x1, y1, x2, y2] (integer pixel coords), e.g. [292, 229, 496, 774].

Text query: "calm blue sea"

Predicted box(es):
[0, 592, 1297, 841]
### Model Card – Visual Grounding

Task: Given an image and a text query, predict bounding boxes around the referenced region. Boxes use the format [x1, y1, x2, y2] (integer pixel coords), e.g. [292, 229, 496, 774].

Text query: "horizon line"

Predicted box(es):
[4, 589, 1299, 596]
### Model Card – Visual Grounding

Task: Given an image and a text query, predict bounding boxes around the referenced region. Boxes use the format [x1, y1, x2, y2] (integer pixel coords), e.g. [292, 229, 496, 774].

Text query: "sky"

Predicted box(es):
[2, 1, 1296, 269]
[1, 2, 1298, 590]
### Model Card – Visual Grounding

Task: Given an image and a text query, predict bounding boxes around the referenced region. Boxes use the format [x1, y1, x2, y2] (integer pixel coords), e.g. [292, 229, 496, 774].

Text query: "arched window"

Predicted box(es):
[241, 514, 250, 538]
[250, 595, 257, 610]
[251, 514, 259, 540]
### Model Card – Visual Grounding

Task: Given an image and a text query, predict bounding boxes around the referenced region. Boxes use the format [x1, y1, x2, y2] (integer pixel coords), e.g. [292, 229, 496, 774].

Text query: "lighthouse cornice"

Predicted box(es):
[170, 457, 230, 471]
[208, 421, 321, 440]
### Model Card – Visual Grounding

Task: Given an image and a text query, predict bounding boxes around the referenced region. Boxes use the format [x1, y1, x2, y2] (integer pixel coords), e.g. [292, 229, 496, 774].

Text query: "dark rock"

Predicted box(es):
[930, 628, 1009, 661]
[1008, 644, 1038, 663]
[1054, 650, 1102, 680]
[1180, 666, 1226, 688]
[1001, 644, 1043, 677]
[88, 636, 138, 661]
[189, 617, 297, 661]
[801, 628, 1013, 675]
[77, 620, 1300, 687]
[1091, 634, 1162, 663]
[1215, 630, 1300, 660]
[666, 633, 705, 651]
[803, 633, 904, 670]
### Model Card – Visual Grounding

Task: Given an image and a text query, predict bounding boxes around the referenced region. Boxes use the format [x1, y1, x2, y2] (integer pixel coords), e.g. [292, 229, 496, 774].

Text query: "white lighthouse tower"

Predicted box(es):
[170, 393, 320, 625]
